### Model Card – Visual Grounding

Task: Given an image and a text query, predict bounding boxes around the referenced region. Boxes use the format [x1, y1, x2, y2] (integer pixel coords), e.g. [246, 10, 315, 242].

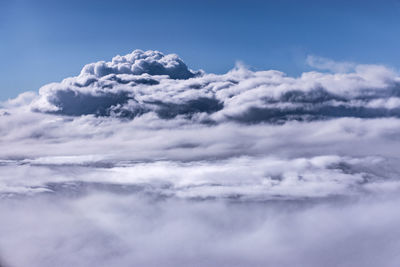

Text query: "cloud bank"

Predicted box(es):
[30, 50, 400, 123]
[1, 50, 400, 267]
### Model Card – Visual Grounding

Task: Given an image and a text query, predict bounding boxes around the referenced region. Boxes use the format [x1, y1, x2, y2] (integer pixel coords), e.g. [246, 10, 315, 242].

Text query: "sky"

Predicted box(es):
[1, 0, 400, 100]
[2, 2, 400, 266]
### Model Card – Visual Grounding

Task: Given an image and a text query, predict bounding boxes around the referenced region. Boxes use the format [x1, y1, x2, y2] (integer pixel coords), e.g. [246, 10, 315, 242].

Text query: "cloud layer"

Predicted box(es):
[1, 51, 400, 266]
[30, 50, 400, 123]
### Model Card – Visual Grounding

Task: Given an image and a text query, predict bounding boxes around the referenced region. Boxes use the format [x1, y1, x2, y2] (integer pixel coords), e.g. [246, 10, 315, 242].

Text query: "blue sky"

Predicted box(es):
[1, 0, 400, 100]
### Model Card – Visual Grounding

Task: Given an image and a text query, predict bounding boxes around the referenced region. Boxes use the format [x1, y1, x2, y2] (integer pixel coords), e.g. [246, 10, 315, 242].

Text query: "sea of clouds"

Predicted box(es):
[1, 50, 400, 266]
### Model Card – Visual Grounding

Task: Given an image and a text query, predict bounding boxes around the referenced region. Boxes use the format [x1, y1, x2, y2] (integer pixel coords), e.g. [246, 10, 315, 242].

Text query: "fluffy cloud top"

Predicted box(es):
[81, 49, 197, 79]
[30, 51, 400, 123]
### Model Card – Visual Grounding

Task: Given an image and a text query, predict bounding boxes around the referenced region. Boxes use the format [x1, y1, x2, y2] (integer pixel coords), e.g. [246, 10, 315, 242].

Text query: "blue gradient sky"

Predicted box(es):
[1, 0, 400, 100]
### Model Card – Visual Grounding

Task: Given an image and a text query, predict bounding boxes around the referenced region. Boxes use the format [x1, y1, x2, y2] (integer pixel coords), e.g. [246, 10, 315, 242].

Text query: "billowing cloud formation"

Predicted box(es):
[81, 49, 197, 79]
[31, 50, 400, 123]
[1, 51, 400, 267]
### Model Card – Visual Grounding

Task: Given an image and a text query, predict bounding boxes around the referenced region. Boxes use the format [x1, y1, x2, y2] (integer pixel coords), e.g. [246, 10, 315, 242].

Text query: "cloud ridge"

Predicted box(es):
[29, 51, 400, 123]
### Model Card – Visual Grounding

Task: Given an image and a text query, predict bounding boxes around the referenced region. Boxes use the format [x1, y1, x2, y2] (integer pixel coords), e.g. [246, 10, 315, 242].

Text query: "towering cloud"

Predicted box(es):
[31, 50, 400, 123]
[81, 49, 197, 79]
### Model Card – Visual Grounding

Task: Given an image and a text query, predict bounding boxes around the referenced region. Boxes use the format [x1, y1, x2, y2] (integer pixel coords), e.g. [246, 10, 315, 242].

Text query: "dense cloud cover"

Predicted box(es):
[31, 50, 400, 123]
[1, 51, 400, 266]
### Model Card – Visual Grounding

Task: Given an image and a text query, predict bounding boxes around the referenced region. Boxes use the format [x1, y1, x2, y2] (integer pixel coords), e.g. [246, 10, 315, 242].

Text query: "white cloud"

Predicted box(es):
[1, 192, 400, 267]
[1, 50, 400, 266]
[306, 55, 356, 73]
[25, 50, 400, 123]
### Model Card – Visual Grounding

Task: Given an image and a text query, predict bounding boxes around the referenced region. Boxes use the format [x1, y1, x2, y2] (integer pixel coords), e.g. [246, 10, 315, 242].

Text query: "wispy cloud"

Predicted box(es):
[306, 55, 356, 73]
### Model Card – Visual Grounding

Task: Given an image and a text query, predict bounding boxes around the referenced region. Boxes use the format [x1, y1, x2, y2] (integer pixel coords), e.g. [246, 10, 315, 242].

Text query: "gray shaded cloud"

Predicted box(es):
[30, 51, 400, 123]
[81, 49, 197, 79]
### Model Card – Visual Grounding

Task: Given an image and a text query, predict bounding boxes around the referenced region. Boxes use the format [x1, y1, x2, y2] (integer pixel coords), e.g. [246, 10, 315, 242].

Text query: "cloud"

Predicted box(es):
[1, 191, 400, 267]
[306, 55, 356, 73]
[2, 50, 400, 266]
[81, 49, 197, 79]
[28, 50, 400, 123]
[0, 155, 389, 199]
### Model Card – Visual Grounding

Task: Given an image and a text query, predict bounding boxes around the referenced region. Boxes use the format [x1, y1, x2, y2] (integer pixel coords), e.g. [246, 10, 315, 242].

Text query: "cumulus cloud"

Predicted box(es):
[2, 50, 400, 266]
[81, 49, 197, 79]
[28, 50, 400, 123]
